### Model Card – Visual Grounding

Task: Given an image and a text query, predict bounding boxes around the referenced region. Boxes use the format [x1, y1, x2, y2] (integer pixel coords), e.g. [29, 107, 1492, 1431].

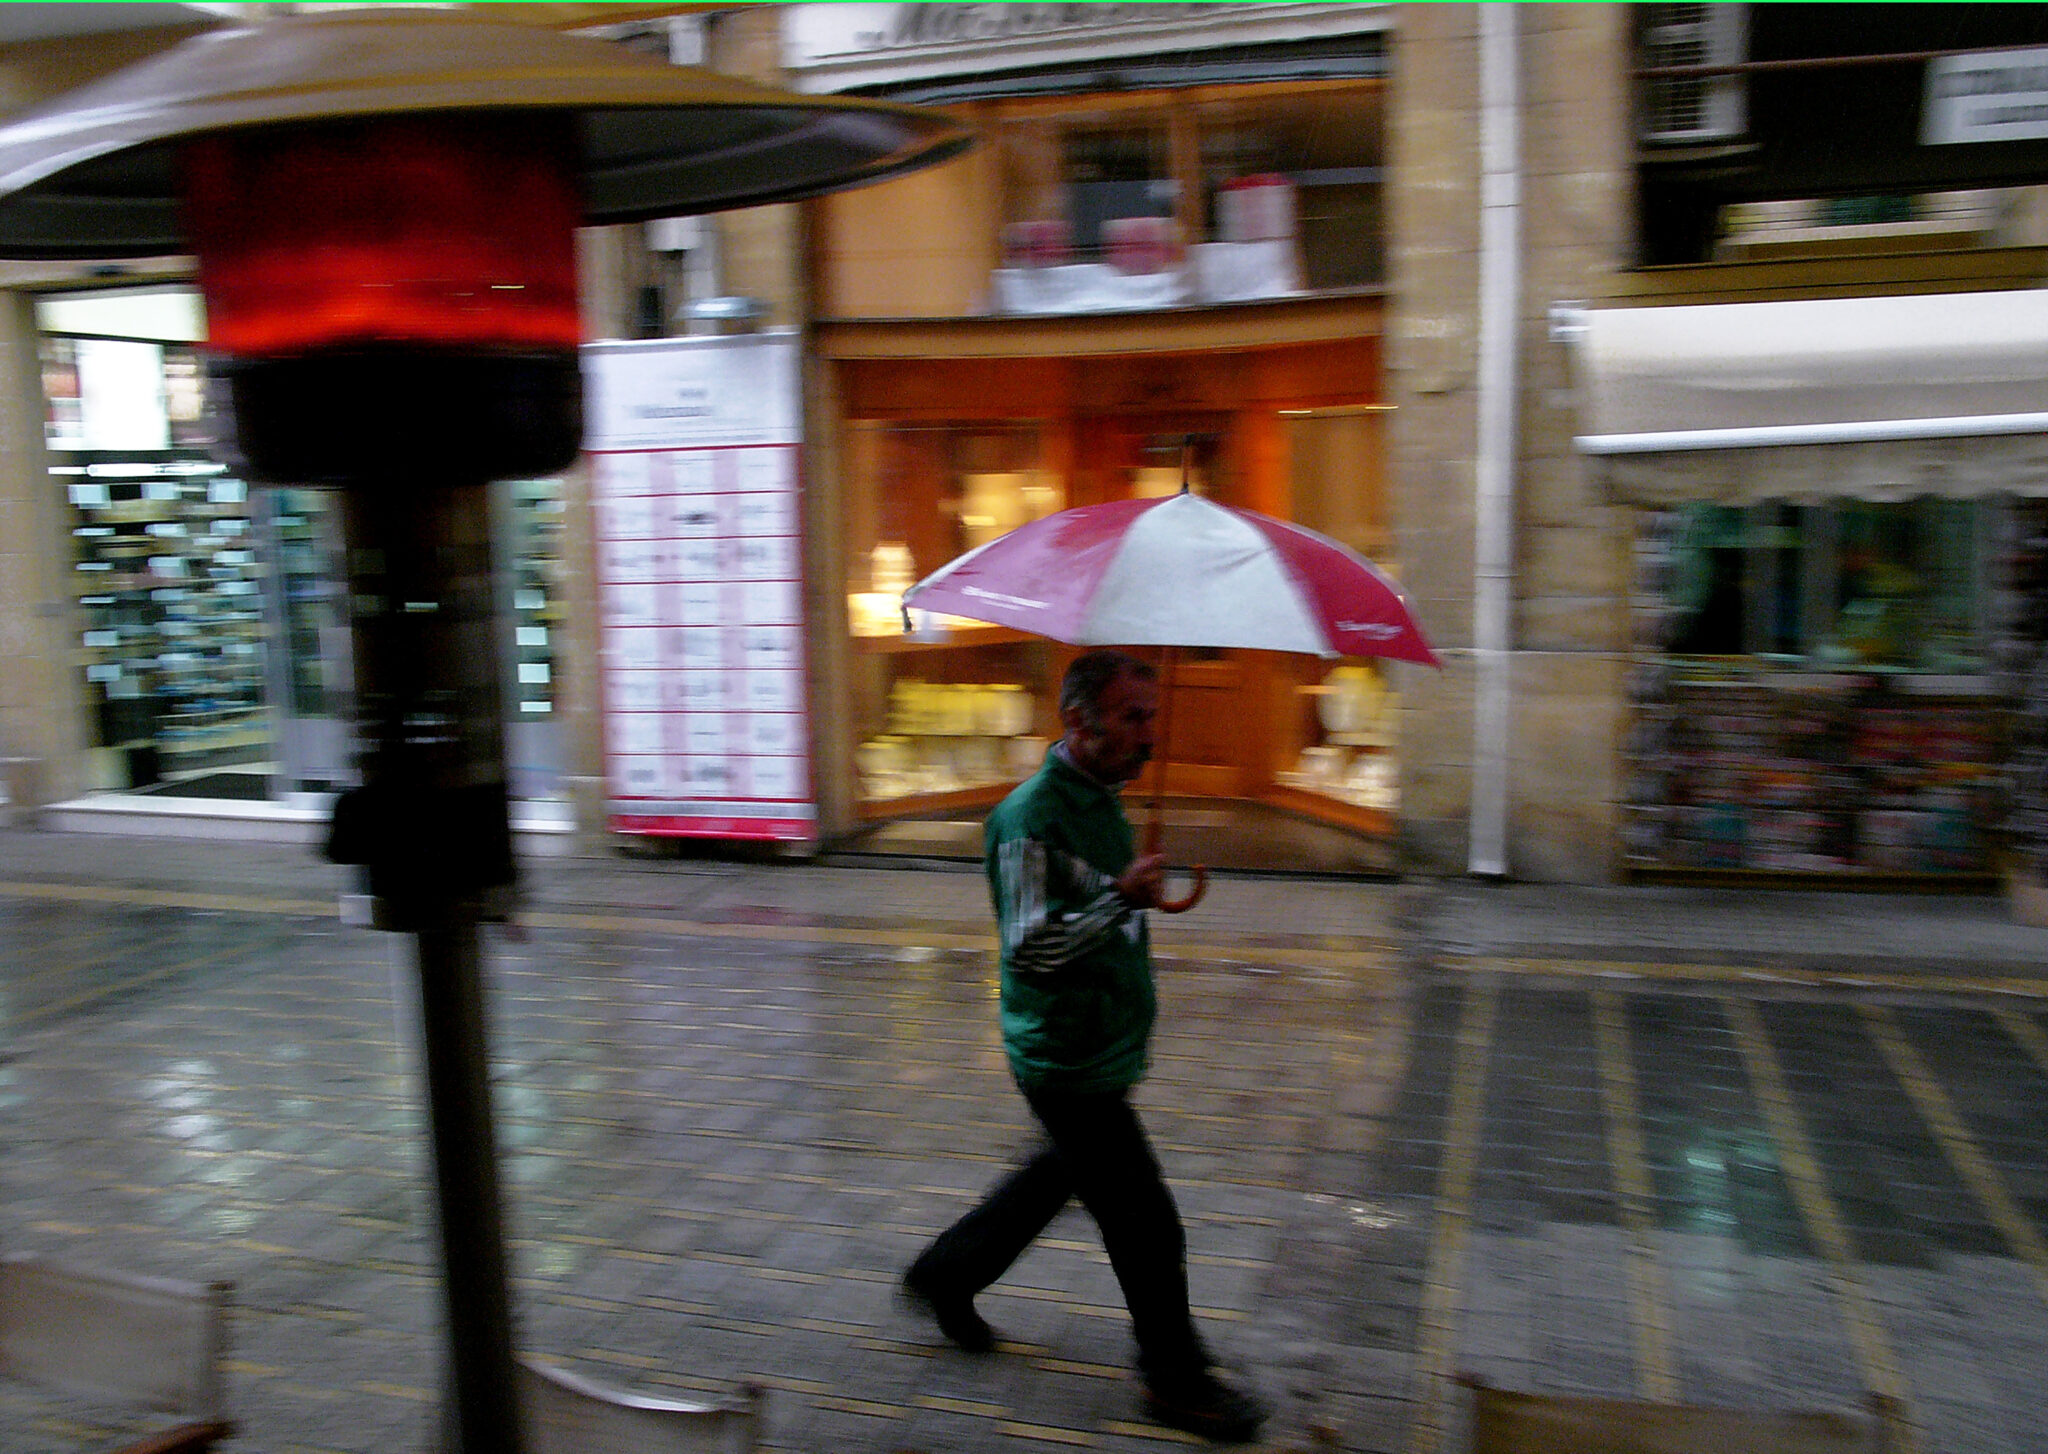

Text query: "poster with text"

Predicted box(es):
[584, 332, 815, 841]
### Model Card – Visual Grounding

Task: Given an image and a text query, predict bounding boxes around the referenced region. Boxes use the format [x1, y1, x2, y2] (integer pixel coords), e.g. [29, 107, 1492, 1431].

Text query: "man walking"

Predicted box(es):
[902, 648, 1266, 1443]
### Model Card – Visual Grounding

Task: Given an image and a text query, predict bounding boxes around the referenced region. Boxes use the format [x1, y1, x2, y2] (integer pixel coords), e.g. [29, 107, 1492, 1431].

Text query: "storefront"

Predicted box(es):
[34, 283, 571, 814]
[1568, 289, 2048, 884]
[792, 2, 1405, 845]
[831, 334, 1402, 835]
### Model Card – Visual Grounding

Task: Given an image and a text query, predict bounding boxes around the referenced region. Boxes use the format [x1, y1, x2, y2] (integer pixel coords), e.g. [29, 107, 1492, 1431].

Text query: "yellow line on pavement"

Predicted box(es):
[0, 878, 331, 917]
[1466, 955, 2048, 1000]
[1997, 1007, 2048, 1078]
[1725, 997, 1922, 1453]
[0, 879, 1387, 973]
[1408, 980, 1498, 1454]
[1592, 989, 1678, 1401]
[1862, 1005, 2048, 1303]
[9, 944, 247, 1031]
[525, 907, 992, 952]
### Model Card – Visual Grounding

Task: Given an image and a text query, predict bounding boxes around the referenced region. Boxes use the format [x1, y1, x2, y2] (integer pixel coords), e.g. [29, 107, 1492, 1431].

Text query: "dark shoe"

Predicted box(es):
[1143, 1370, 1266, 1443]
[900, 1265, 996, 1353]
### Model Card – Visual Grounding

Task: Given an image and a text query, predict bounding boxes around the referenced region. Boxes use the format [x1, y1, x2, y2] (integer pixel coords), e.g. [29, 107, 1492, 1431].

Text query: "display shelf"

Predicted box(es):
[1624, 665, 2004, 876]
[1261, 783, 1396, 837]
[856, 624, 1041, 654]
[64, 447, 271, 778]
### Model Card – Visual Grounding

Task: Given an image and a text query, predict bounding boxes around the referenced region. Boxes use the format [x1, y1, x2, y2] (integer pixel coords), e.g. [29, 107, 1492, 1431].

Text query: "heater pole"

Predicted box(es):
[334, 478, 524, 1454]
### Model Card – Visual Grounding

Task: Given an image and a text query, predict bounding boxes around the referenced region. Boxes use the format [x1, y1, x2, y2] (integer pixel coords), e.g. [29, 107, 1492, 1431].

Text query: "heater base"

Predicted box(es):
[207, 347, 583, 486]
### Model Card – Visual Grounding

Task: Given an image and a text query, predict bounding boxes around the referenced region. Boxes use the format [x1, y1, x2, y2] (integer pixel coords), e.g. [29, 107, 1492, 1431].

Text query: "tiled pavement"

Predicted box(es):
[2, 827, 2047, 1453]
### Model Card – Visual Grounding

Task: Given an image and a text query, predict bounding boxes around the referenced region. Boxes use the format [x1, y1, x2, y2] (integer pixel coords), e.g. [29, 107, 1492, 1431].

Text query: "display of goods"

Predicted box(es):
[1627, 659, 1998, 876]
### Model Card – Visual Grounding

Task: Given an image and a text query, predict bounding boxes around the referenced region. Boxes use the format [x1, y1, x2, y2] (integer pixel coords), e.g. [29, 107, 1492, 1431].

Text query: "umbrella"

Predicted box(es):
[902, 480, 1438, 908]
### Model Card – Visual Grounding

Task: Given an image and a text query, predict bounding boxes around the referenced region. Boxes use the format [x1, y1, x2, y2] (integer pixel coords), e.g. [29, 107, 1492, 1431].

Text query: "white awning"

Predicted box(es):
[1569, 289, 2048, 503]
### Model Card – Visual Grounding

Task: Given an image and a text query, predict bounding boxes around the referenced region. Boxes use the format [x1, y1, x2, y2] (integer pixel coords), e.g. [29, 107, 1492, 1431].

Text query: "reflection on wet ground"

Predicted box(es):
[1, 850, 2046, 1453]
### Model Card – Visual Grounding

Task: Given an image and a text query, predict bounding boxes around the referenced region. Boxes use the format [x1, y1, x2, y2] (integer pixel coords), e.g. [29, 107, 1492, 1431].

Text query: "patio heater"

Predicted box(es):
[0, 13, 967, 1451]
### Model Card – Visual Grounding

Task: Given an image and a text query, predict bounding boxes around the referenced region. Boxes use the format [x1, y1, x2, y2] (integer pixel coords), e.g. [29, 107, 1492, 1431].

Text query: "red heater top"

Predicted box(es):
[183, 114, 582, 357]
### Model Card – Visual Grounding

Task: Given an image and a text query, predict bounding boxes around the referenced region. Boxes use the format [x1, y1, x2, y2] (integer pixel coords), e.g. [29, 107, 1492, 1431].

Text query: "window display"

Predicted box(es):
[837, 350, 1399, 837]
[846, 421, 1061, 812]
[1656, 499, 1990, 671]
[62, 452, 268, 787]
[1625, 500, 2005, 877]
[1275, 407, 1399, 818]
[45, 325, 572, 804]
[987, 82, 1383, 313]
[1277, 663, 1399, 812]
[1996, 501, 2048, 898]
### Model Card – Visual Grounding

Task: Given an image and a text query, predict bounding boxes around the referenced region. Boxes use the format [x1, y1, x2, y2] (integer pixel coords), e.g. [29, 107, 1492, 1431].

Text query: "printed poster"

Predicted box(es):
[583, 332, 815, 841]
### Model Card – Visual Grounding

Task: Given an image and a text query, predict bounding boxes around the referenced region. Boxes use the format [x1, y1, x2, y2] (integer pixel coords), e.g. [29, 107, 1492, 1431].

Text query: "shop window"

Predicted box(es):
[42, 325, 570, 804]
[1656, 499, 1990, 672]
[845, 422, 1063, 810]
[989, 83, 1382, 313]
[1271, 408, 1398, 817]
[46, 336, 272, 792]
[1625, 497, 2007, 878]
[1714, 189, 2013, 262]
[1194, 90, 1384, 291]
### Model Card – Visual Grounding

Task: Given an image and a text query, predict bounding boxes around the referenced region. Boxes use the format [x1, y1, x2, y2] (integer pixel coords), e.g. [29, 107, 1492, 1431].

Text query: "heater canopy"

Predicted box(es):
[0, 8, 972, 260]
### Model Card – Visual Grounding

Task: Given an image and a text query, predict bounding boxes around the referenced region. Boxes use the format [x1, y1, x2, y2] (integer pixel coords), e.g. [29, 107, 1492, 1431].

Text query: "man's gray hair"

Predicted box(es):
[1059, 649, 1156, 725]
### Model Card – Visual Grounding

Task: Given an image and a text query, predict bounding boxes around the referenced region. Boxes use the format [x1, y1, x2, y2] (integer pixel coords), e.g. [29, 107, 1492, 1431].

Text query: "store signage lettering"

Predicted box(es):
[870, 4, 1221, 50]
[783, 2, 1377, 80]
[1923, 47, 2048, 144]
[632, 384, 713, 422]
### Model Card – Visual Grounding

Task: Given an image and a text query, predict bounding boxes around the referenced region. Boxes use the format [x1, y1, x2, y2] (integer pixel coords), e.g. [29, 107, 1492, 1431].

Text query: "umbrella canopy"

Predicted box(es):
[902, 490, 1439, 666]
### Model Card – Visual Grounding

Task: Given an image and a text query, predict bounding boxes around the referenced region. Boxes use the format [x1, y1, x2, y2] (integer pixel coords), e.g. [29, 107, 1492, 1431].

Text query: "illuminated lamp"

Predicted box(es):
[0, 14, 970, 1453]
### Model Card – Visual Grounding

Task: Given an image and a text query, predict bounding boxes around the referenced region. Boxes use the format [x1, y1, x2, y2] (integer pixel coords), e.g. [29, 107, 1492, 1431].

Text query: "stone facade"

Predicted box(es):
[0, 5, 1654, 882]
[1388, 3, 1635, 881]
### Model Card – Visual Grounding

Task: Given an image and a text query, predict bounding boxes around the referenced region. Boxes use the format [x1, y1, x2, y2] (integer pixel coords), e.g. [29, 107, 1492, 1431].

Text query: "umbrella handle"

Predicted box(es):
[1156, 864, 1207, 913]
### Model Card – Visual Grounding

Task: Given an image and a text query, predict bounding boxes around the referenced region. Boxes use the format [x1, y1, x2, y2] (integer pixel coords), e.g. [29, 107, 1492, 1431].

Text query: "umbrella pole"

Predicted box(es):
[1145, 645, 1174, 853]
[1147, 645, 1207, 911]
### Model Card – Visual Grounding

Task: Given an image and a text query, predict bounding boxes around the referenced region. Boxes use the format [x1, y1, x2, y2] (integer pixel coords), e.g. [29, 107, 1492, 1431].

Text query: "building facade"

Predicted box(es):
[9, 4, 2046, 890]
[1478, 4, 2048, 887]
[783, 2, 1405, 851]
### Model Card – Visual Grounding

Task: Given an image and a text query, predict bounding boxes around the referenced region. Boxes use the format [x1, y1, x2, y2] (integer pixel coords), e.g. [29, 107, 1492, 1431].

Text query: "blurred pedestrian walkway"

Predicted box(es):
[2, 826, 2045, 1453]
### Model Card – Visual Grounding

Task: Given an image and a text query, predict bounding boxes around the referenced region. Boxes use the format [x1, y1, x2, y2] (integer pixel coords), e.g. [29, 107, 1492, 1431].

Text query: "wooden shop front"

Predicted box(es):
[822, 304, 1405, 837]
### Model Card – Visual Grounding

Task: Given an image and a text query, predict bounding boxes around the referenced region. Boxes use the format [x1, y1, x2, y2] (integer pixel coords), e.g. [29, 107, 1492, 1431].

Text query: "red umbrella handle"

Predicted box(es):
[1156, 864, 1208, 913]
[1144, 641, 1206, 912]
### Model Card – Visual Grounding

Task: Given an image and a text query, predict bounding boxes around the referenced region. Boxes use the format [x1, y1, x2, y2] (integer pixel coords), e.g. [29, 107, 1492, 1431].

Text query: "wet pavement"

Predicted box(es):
[1, 826, 2046, 1453]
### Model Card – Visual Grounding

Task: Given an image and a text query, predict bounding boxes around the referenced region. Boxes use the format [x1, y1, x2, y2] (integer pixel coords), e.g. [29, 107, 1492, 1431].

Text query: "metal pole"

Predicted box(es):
[412, 921, 521, 1454]
[333, 478, 524, 1454]
[1470, 0, 1521, 879]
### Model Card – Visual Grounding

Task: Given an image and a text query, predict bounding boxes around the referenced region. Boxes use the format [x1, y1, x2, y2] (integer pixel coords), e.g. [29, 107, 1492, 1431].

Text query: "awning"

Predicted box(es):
[1569, 288, 2048, 503]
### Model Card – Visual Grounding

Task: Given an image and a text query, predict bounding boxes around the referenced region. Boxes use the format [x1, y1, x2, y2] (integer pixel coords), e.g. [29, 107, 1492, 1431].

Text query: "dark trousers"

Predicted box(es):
[911, 1085, 1209, 1383]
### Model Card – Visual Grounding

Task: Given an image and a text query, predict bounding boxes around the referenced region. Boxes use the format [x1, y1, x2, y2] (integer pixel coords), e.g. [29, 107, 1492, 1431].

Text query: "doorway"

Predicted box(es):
[1073, 415, 1281, 801]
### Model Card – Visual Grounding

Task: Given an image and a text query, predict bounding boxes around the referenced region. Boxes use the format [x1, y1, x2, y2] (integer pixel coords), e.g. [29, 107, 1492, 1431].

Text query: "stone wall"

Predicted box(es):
[0, 292, 88, 809]
[1389, 3, 1634, 881]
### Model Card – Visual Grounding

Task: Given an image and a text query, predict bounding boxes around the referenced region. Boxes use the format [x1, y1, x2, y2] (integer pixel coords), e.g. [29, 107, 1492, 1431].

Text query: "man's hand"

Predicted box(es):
[1114, 852, 1167, 909]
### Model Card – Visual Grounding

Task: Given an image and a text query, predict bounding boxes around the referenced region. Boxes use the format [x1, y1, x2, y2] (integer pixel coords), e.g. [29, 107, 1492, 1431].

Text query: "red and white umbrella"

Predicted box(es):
[901, 488, 1437, 911]
[902, 489, 1438, 665]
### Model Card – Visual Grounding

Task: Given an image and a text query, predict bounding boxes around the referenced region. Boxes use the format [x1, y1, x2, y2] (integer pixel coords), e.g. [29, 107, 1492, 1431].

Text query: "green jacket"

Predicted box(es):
[984, 745, 1155, 1094]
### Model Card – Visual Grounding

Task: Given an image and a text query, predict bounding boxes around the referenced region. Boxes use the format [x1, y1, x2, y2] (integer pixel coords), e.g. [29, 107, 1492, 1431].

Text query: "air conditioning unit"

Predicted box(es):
[1639, 3, 1747, 143]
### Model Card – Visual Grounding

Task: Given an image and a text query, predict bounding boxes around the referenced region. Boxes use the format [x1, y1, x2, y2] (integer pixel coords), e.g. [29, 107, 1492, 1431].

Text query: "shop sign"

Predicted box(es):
[781, 2, 1389, 92]
[582, 332, 817, 843]
[1923, 46, 2048, 144]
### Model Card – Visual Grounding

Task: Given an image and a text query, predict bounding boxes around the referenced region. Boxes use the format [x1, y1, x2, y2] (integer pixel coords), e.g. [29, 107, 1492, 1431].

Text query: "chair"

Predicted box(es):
[0, 1253, 233, 1453]
[1459, 1374, 1912, 1454]
[519, 1355, 764, 1453]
